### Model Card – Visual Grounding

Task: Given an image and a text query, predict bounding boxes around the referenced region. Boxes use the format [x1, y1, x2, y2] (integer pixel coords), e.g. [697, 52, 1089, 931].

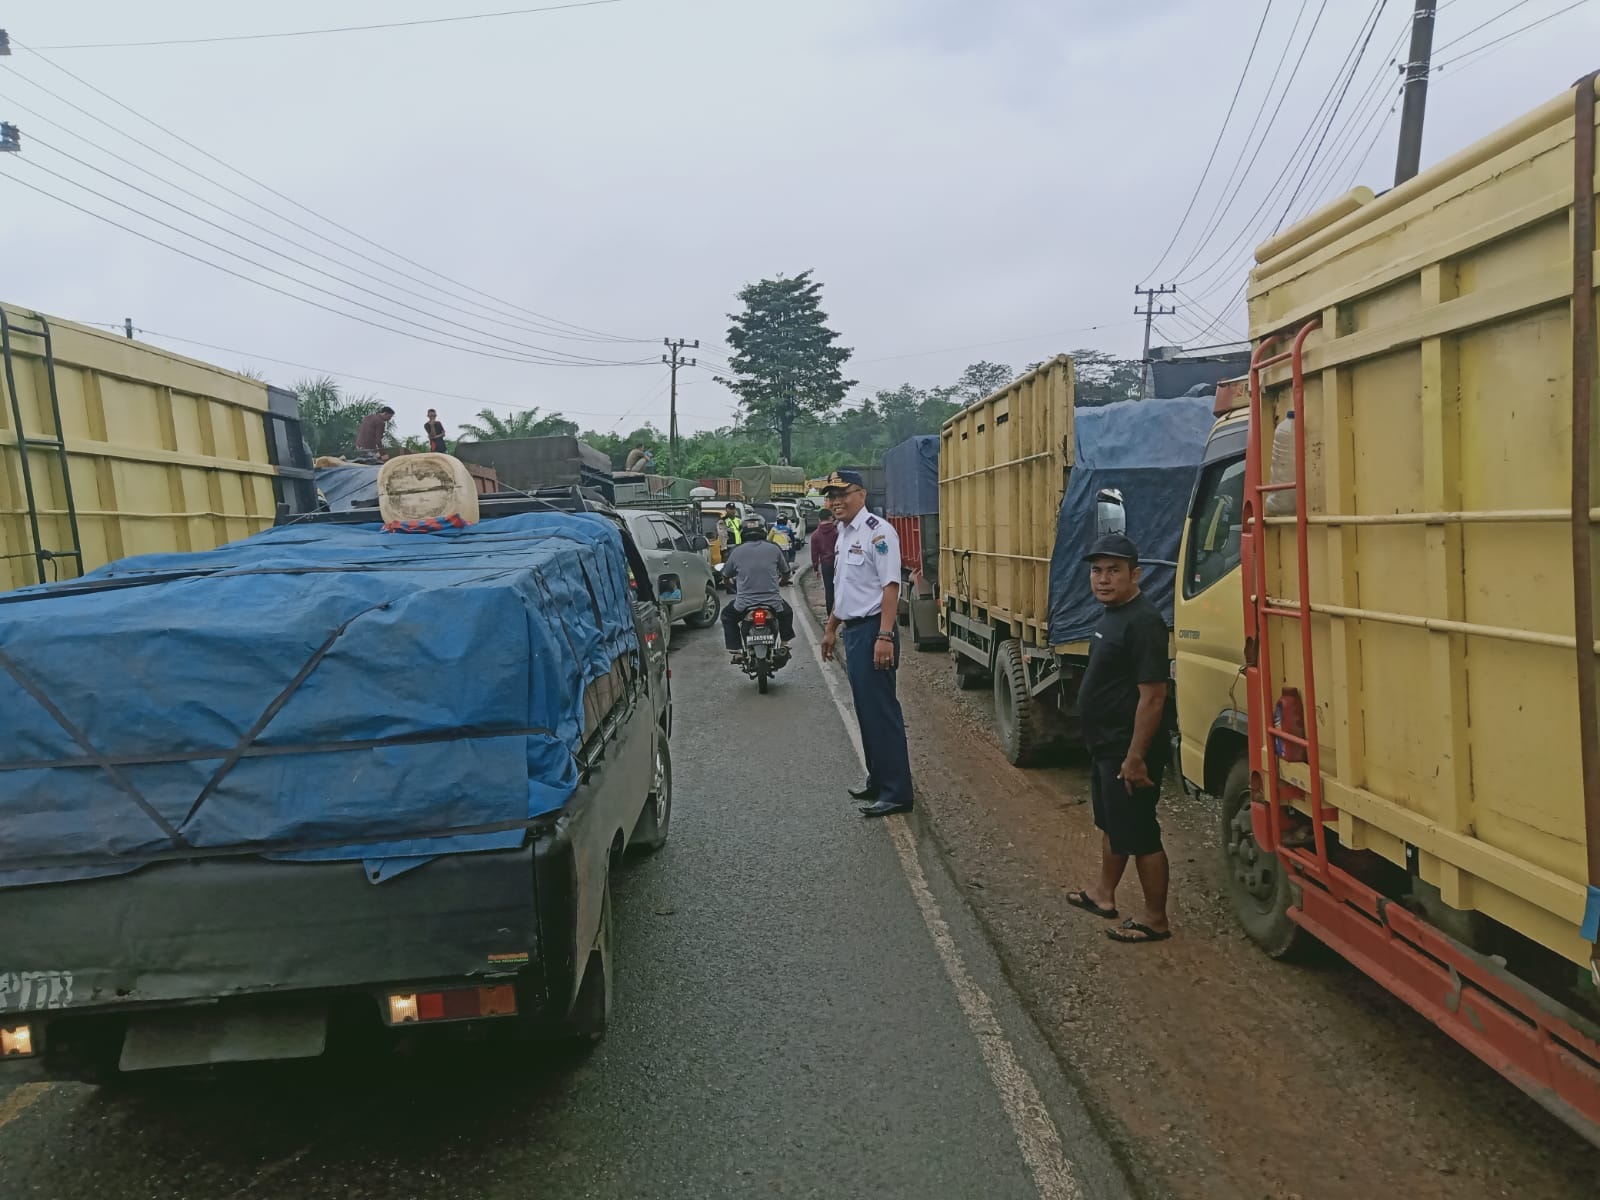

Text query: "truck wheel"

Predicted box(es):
[566, 875, 613, 1042]
[993, 639, 1047, 766]
[1220, 756, 1305, 960]
[631, 737, 672, 853]
[953, 655, 989, 690]
[684, 585, 720, 629]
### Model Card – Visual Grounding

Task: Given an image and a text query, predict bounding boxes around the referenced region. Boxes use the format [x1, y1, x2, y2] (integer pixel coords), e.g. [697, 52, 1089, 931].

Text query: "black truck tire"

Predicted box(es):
[993, 639, 1047, 767]
[630, 735, 673, 853]
[1220, 755, 1306, 960]
[953, 655, 989, 690]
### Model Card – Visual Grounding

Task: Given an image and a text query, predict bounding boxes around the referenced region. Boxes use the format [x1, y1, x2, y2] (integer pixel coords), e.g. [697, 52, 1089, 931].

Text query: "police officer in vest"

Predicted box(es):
[819, 470, 915, 817]
[722, 503, 744, 557]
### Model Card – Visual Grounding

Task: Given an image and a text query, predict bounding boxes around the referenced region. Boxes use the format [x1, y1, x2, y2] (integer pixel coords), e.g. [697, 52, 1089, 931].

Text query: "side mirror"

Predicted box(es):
[690, 534, 710, 552]
[1095, 487, 1126, 537]
[657, 573, 683, 604]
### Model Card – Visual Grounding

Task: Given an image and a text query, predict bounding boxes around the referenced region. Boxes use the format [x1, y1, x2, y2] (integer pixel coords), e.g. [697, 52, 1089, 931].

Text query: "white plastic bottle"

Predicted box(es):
[1265, 409, 1297, 517]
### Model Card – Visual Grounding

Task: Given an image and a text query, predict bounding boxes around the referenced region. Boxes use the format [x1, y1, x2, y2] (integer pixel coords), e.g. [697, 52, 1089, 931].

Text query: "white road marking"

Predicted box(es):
[0, 1083, 50, 1129]
[794, 606, 1083, 1200]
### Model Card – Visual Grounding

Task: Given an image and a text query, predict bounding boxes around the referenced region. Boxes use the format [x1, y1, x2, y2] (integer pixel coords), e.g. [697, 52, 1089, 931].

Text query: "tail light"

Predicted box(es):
[1, 1023, 36, 1057]
[386, 985, 518, 1025]
[752, 609, 767, 626]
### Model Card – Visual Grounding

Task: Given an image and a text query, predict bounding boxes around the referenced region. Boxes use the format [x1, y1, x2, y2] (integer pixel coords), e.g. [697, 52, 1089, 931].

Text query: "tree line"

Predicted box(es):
[291, 269, 1144, 475]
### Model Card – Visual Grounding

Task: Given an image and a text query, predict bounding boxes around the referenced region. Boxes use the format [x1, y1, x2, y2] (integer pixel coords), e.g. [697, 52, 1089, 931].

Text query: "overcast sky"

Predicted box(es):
[1, 0, 1593, 439]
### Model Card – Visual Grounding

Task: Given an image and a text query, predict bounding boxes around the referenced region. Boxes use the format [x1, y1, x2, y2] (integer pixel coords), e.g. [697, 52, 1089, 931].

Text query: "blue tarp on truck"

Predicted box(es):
[1046, 396, 1216, 645]
[0, 512, 638, 888]
[884, 435, 940, 517]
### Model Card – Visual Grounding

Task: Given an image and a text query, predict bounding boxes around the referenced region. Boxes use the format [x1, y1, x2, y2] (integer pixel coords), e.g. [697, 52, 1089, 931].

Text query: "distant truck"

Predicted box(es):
[733, 463, 807, 503]
[939, 357, 1212, 764]
[883, 434, 945, 650]
[0, 302, 315, 594]
[0, 472, 675, 1082]
[1175, 76, 1600, 1141]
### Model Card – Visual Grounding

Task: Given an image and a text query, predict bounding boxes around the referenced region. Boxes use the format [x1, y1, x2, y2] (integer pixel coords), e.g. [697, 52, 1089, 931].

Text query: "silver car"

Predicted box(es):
[623, 509, 721, 635]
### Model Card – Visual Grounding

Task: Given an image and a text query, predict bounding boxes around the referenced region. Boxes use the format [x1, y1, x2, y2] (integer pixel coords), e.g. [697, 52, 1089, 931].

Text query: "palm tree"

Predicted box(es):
[456, 407, 578, 442]
[293, 377, 386, 457]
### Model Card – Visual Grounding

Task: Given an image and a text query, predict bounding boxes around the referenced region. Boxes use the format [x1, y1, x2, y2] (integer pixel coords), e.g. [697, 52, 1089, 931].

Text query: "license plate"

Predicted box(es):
[747, 631, 775, 643]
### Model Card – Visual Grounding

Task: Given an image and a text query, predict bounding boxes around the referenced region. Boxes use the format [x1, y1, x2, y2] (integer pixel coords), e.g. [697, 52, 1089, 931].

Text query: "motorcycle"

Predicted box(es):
[735, 603, 791, 694]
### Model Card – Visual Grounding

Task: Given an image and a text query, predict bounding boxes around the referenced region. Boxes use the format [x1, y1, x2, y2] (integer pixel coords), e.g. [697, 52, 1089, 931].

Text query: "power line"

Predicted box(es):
[9, 40, 643, 343]
[0, 91, 647, 346]
[1436, 0, 1593, 70]
[1432, 0, 1542, 53]
[4, 154, 649, 365]
[853, 320, 1143, 365]
[0, 168, 652, 369]
[1169, 0, 1329, 279]
[1141, 0, 1276, 283]
[33, 1, 628, 51]
[12, 137, 648, 364]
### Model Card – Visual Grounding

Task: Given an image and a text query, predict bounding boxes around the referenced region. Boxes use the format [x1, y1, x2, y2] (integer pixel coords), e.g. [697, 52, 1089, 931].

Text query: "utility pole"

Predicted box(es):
[1394, 0, 1437, 185]
[1134, 284, 1176, 399]
[662, 337, 698, 470]
[124, 318, 134, 340]
[0, 122, 19, 154]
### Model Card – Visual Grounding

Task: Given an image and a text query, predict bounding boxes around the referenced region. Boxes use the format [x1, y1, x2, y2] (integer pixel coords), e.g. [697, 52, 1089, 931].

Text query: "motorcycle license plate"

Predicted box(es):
[747, 631, 775, 644]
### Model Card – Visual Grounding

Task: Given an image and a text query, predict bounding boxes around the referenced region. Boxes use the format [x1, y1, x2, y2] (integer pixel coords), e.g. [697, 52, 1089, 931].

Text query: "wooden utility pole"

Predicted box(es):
[1134, 284, 1176, 398]
[1394, 0, 1437, 185]
[662, 338, 698, 470]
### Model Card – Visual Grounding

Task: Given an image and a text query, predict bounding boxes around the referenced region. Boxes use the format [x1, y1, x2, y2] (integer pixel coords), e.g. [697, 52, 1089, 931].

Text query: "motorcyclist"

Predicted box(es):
[719, 515, 795, 663]
[770, 514, 798, 569]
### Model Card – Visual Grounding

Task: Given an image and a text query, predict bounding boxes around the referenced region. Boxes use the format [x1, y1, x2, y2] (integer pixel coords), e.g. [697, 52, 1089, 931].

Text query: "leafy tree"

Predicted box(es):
[722, 270, 855, 462]
[457, 407, 579, 442]
[956, 361, 1013, 404]
[1070, 349, 1143, 407]
[294, 376, 385, 457]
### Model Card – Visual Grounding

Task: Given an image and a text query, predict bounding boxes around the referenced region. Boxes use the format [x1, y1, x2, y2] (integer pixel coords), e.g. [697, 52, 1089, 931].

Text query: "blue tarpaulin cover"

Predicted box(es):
[0, 513, 637, 888]
[884, 435, 940, 517]
[1046, 396, 1216, 645]
[314, 464, 381, 512]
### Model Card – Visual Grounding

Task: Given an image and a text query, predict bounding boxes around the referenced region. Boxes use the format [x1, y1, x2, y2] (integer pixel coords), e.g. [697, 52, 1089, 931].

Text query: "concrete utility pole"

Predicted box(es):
[1134, 284, 1176, 399]
[0, 122, 19, 154]
[124, 318, 134, 340]
[662, 338, 698, 469]
[1394, 0, 1437, 185]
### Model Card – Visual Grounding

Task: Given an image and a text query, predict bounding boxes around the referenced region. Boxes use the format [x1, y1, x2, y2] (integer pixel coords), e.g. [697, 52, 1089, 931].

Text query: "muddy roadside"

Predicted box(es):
[798, 571, 1596, 1200]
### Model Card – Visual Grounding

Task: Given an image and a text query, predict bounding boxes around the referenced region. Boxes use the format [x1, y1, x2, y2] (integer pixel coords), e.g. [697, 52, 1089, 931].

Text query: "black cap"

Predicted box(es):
[820, 469, 866, 494]
[1083, 533, 1139, 564]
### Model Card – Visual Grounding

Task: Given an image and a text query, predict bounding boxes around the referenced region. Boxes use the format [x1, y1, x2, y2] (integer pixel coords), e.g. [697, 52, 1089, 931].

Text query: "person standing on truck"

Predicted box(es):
[810, 508, 839, 613]
[720, 516, 794, 661]
[820, 470, 914, 819]
[424, 409, 448, 453]
[355, 405, 395, 462]
[1067, 533, 1173, 944]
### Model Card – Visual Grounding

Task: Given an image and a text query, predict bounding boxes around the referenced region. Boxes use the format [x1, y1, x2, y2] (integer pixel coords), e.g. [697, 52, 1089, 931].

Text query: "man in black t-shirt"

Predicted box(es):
[1067, 533, 1173, 944]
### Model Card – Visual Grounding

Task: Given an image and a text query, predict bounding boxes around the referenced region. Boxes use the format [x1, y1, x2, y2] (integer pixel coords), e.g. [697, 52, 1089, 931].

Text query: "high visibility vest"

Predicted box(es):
[725, 517, 743, 544]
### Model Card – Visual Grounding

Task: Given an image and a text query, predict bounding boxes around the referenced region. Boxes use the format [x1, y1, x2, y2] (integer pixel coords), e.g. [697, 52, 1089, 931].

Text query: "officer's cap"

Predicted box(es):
[819, 469, 867, 494]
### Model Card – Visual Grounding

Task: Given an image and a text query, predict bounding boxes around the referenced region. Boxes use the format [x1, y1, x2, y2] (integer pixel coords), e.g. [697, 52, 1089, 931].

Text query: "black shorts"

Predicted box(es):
[1089, 756, 1164, 857]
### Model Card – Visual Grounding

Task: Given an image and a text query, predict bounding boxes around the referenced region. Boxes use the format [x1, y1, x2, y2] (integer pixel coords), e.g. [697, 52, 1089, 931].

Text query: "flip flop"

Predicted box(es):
[1065, 889, 1118, 920]
[1106, 919, 1172, 944]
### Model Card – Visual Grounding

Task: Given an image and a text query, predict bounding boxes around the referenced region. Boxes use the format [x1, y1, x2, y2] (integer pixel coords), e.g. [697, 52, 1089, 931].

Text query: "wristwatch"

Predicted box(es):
[875, 632, 894, 642]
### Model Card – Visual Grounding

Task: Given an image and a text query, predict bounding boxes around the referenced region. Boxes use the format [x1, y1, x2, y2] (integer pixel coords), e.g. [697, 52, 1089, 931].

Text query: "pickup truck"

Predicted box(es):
[0, 488, 673, 1082]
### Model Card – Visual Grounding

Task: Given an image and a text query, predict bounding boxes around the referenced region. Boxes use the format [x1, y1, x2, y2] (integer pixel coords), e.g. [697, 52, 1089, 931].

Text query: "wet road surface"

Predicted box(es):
[0, 596, 1131, 1199]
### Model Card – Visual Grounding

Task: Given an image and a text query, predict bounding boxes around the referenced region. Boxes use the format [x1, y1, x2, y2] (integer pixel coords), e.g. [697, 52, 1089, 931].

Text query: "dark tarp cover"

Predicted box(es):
[314, 464, 381, 512]
[1046, 396, 1216, 645]
[884, 435, 940, 517]
[0, 513, 637, 888]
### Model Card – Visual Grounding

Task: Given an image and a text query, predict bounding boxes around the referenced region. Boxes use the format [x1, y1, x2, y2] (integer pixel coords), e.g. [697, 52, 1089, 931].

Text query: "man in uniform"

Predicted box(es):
[820, 470, 915, 818]
[1066, 533, 1173, 943]
[721, 504, 744, 557]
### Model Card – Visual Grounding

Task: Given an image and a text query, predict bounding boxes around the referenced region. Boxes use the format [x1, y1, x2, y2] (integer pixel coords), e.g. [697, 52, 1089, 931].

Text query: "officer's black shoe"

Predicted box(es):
[858, 800, 913, 819]
[847, 782, 880, 801]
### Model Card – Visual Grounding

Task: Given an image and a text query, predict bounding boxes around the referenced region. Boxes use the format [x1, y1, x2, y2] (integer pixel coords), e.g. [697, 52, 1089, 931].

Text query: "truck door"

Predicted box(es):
[1174, 421, 1248, 791]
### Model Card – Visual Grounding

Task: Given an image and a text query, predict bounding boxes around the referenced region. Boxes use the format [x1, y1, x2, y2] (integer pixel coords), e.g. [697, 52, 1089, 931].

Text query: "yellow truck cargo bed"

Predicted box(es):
[1247, 78, 1599, 972]
[1, 304, 312, 592]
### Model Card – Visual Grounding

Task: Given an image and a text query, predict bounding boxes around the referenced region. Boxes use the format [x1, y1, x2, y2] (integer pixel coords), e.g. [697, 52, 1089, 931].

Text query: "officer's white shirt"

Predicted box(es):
[831, 506, 901, 619]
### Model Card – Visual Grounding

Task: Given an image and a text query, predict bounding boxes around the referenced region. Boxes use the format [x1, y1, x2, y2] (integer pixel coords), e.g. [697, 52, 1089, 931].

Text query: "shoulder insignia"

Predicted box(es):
[865, 515, 879, 529]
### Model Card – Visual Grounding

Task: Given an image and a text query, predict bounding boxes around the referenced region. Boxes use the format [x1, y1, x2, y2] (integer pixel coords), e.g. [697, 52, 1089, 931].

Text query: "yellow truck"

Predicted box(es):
[1176, 74, 1600, 1143]
[0, 303, 314, 591]
[939, 358, 1214, 763]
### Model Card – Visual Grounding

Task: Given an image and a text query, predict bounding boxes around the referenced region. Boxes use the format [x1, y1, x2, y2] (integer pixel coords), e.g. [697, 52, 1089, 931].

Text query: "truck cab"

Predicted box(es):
[1174, 387, 1250, 803]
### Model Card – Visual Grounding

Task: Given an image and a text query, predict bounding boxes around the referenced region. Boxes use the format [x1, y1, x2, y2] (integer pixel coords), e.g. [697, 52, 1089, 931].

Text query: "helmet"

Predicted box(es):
[742, 514, 766, 535]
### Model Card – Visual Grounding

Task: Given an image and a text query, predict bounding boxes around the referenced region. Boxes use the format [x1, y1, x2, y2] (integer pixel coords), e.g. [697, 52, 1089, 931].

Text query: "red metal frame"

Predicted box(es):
[888, 515, 925, 585]
[1242, 318, 1600, 1146]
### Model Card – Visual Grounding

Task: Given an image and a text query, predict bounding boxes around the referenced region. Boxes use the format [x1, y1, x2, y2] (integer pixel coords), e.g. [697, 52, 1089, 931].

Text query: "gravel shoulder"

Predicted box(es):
[800, 571, 1598, 1200]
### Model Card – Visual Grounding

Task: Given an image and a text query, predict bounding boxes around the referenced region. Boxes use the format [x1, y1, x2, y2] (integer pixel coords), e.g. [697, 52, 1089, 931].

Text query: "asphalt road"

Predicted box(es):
[0, 592, 1132, 1200]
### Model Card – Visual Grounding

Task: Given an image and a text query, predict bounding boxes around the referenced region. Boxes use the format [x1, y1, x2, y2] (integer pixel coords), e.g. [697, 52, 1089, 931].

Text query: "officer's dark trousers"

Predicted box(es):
[842, 618, 914, 807]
